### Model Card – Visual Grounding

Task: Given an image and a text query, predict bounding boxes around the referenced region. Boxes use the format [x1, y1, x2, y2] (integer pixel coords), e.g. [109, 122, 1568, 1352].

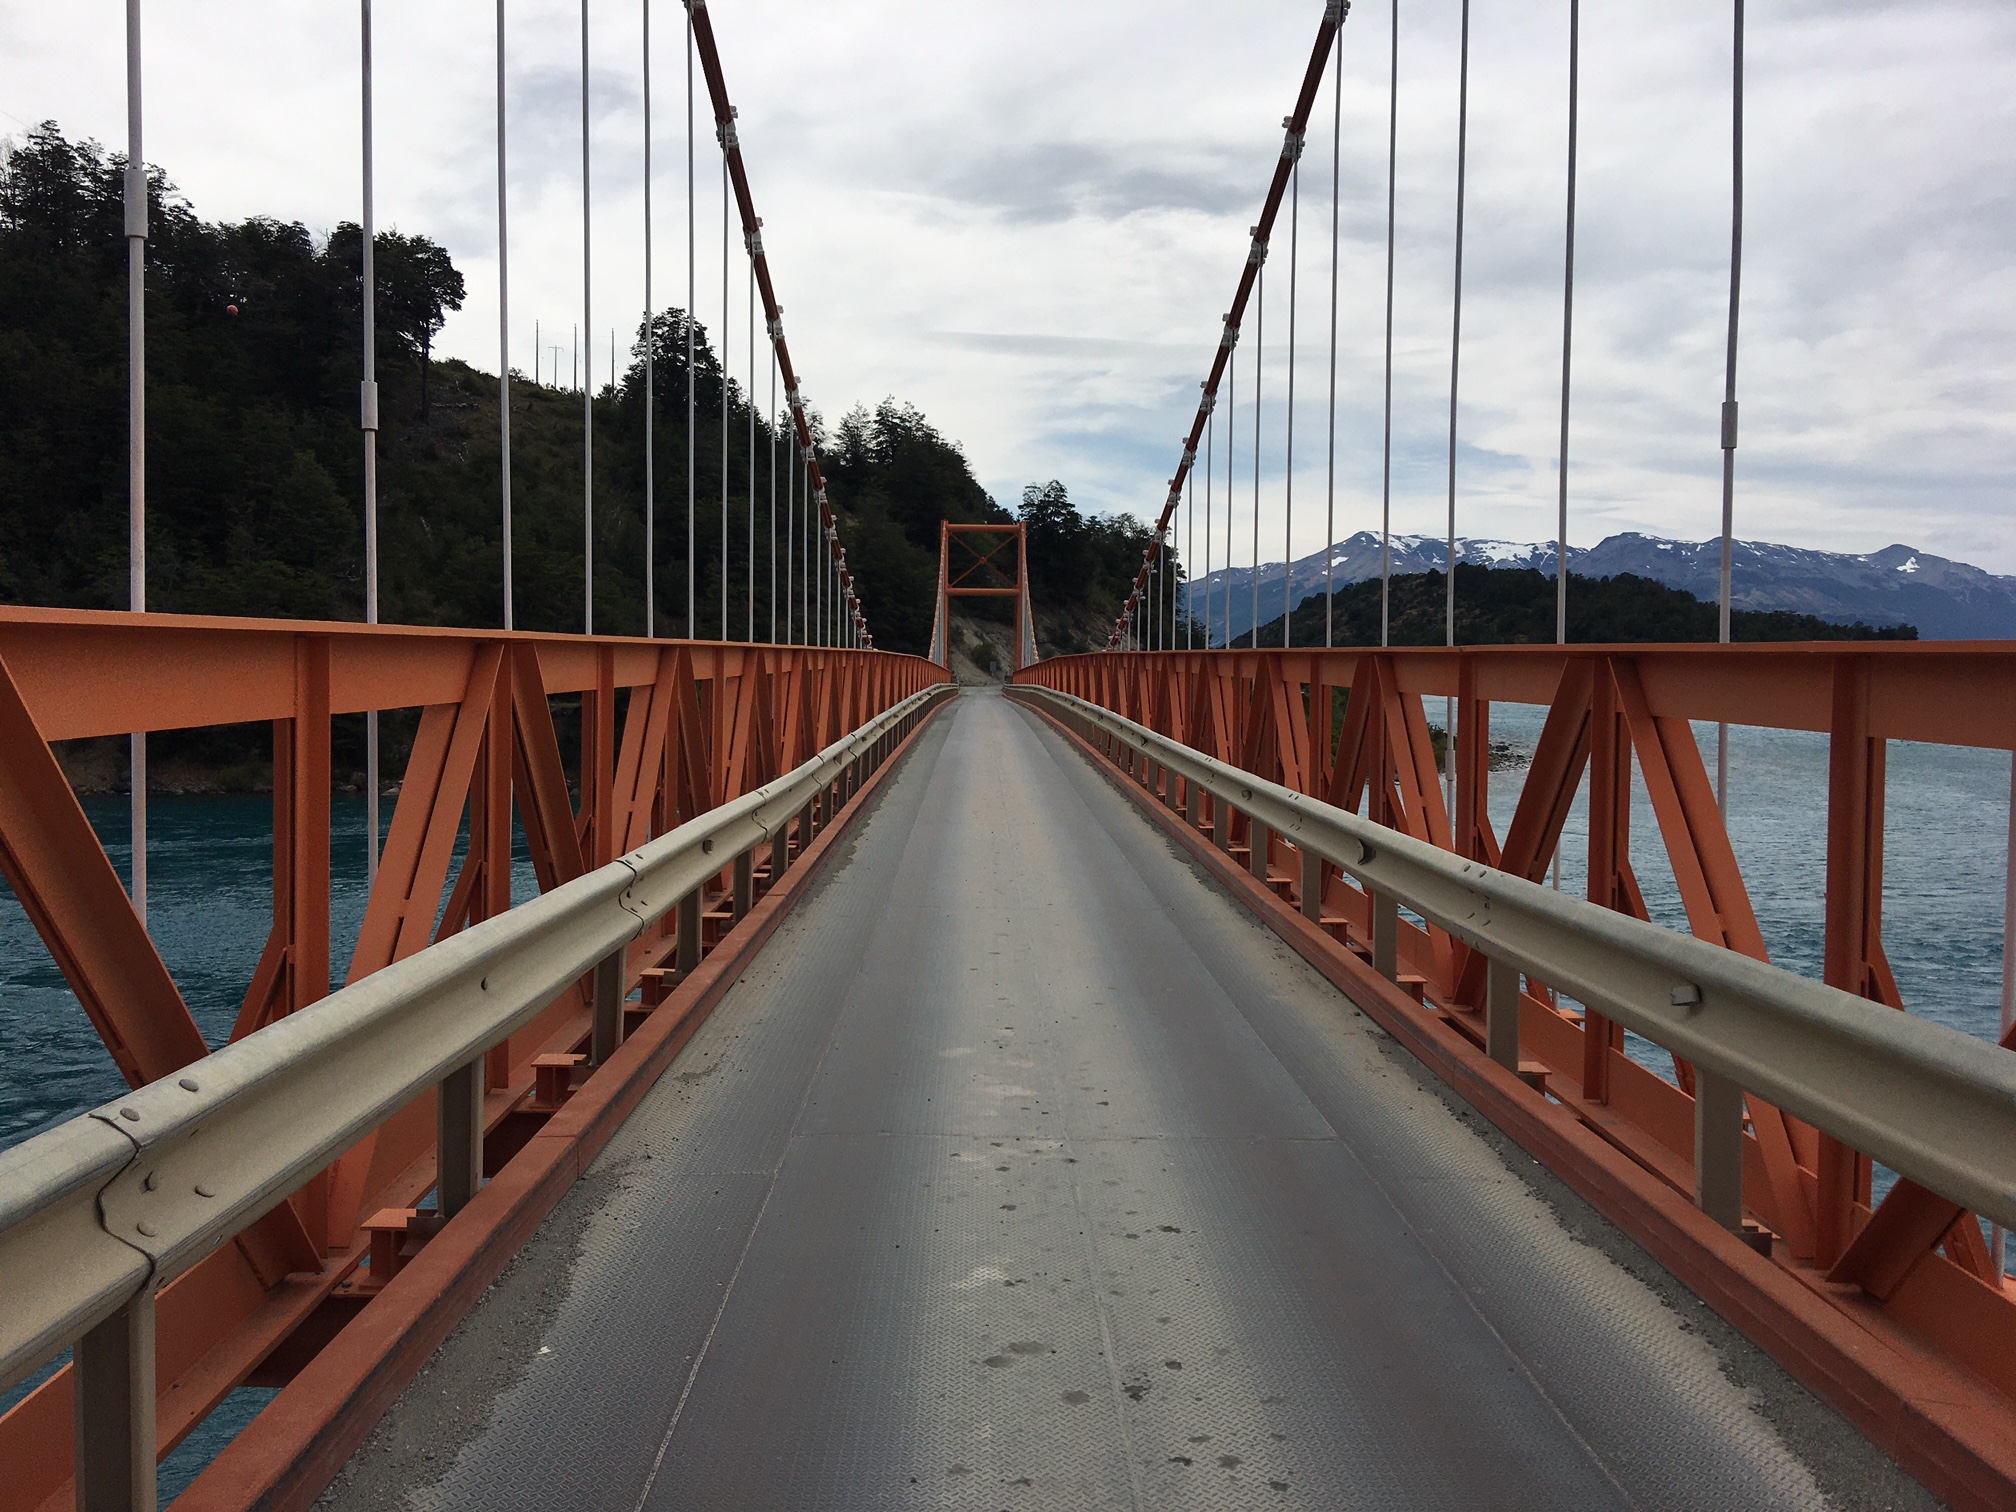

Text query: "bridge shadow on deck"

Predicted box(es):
[319, 690, 1930, 1512]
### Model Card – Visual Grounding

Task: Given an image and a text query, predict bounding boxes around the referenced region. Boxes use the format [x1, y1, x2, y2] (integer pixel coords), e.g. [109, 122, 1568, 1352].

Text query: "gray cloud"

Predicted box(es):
[2, 0, 2011, 575]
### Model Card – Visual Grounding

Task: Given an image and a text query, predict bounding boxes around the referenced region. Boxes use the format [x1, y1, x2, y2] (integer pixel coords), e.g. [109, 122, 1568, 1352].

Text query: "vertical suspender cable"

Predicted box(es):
[126, 0, 148, 920]
[361, 0, 381, 883]
[1552, 0, 1579, 895]
[747, 255, 755, 640]
[1997, 761, 2016, 1275]
[1250, 265, 1264, 648]
[1716, 0, 1745, 811]
[1555, 0, 1578, 648]
[720, 155, 729, 640]
[785, 428, 795, 642]
[1204, 406, 1214, 648]
[640, 0, 652, 636]
[1446, 0, 1469, 657]
[769, 341, 778, 643]
[500, 0, 514, 632]
[581, 0, 594, 634]
[1284, 131, 1300, 647]
[684, 5, 696, 638]
[1225, 347, 1236, 650]
[1186, 450, 1195, 648]
[1444, 0, 1472, 807]
[1379, 0, 1398, 647]
[1325, 37, 1341, 649]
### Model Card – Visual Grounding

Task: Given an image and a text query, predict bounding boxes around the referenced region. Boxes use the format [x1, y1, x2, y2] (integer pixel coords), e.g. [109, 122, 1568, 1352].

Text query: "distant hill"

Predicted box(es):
[1184, 530, 2016, 645]
[1238, 566, 1915, 649]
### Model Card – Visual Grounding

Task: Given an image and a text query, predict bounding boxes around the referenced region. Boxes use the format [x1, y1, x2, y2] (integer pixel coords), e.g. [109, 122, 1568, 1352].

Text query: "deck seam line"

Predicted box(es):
[632, 709, 947, 1512]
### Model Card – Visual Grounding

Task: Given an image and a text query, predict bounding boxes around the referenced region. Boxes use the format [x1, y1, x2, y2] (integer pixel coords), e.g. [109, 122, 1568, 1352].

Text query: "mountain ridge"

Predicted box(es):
[1180, 531, 2016, 644]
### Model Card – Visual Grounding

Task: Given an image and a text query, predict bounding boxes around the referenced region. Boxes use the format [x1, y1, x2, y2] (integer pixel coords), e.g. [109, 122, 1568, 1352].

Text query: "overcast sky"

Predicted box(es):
[4, 1, 2013, 572]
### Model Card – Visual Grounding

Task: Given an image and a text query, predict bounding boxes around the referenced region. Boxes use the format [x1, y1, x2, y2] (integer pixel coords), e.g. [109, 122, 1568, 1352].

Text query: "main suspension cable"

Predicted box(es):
[1105, 2, 1349, 647]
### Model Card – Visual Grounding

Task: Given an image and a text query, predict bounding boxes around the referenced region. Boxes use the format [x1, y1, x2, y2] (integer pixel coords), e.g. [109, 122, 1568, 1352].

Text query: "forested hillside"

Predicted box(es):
[0, 123, 1164, 659]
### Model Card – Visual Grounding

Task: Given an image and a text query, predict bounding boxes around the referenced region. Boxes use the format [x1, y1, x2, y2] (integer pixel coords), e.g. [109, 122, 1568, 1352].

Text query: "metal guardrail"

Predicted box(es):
[1013, 686, 2016, 1238]
[0, 684, 947, 1509]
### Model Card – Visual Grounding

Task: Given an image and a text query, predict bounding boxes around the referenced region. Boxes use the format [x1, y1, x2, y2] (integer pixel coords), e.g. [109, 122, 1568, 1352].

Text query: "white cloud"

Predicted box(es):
[3, 0, 2012, 570]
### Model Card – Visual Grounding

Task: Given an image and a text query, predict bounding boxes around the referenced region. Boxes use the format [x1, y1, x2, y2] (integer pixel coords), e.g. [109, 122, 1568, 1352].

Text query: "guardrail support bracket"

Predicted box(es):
[1371, 890, 1398, 980]
[677, 890, 702, 977]
[1694, 1069, 1746, 1231]
[75, 1290, 155, 1512]
[437, 1058, 483, 1217]
[1485, 958, 1520, 1071]
[733, 850, 754, 921]
[591, 951, 624, 1066]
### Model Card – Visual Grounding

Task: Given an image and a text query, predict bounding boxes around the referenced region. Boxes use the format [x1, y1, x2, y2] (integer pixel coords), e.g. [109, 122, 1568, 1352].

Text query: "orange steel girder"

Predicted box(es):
[0, 607, 943, 1511]
[1013, 640, 2016, 1410]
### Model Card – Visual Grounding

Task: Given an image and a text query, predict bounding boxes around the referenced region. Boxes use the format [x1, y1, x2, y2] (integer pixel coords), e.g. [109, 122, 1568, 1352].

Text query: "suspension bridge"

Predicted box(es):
[2, 4, 2014, 1511]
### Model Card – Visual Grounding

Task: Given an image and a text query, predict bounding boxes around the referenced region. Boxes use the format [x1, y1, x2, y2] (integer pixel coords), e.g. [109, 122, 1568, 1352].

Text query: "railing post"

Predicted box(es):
[1247, 820, 1269, 883]
[436, 1056, 483, 1217]
[798, 800, 815, 849]
[769, 823, 789, 885]
[1185, 776, 1200, 832]
[732, 849, 753, 921]
[590, 950, 623, 1066]
[1300, 846, 1322, 923]
[1371, 890, 1398, 980]
[1485, 958, 1520, 1071]
[1694, 1069, 1746, 1231]
[75, 1289, 155, 1512]
[677, 889, 702, 977]
[1213, 794, 1232, 855]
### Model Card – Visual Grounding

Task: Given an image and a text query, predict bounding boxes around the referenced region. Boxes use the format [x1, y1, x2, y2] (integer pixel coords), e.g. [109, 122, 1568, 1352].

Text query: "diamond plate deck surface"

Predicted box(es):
[321, 690, 1850, 1511]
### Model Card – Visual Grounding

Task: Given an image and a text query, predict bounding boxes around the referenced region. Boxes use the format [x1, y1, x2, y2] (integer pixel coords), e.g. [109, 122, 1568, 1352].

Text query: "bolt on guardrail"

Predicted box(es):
[1011, 684, 2016, 1242]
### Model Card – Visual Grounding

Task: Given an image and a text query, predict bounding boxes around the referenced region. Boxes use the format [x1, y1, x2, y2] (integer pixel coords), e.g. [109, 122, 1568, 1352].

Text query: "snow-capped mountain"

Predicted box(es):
[1178, 531, 2016, 644]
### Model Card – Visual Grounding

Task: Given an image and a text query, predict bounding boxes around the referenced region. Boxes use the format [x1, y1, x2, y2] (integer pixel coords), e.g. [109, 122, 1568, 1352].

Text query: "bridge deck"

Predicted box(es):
[322, 691, 1920, 1511]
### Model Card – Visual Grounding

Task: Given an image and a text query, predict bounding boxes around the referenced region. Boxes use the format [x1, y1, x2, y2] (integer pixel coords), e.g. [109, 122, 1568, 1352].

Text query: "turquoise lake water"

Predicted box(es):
[0, 717, 2010, 1498]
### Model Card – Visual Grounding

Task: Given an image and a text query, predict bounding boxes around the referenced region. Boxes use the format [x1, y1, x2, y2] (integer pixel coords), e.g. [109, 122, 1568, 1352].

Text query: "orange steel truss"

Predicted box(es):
[931, 522, 1031, 673]
[1015, 642, 2016, 1409]
[0, 606, 943, 1509]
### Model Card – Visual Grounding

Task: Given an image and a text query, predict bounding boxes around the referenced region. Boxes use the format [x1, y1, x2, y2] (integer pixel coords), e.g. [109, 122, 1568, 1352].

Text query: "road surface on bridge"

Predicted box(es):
[321, 690, 1926, 1511]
